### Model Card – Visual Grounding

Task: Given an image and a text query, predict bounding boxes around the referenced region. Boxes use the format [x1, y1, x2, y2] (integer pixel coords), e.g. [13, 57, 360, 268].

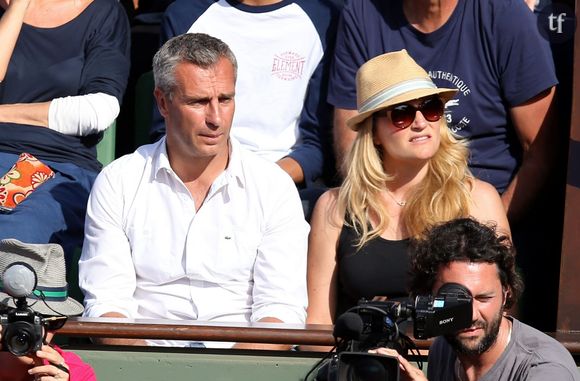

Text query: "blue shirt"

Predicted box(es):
[328, 0, 557, 191]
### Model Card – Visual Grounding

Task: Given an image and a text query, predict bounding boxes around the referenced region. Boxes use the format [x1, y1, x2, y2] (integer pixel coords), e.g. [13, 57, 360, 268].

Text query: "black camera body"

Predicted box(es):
[0, 302, 44, 356]
[315, 283, 473, 381]
[411, 283, 473, 340]
[354, 282, 473, 347]
[0, 262, 47, 356]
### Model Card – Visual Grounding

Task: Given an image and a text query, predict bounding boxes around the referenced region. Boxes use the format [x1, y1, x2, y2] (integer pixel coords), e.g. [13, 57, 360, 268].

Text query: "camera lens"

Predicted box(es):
[9, 331, 32, 355]
[347, 357, 387, 381]
[339, 353, 399, 381]
[5, 322, 36, 356]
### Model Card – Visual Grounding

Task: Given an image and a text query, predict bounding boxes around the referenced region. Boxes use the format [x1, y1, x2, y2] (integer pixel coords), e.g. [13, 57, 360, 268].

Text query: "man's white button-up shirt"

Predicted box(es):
[79, 138, 309, 346]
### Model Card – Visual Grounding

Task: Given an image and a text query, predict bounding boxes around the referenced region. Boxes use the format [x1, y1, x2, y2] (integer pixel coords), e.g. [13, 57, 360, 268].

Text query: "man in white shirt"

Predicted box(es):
[78, 33, 309, 349]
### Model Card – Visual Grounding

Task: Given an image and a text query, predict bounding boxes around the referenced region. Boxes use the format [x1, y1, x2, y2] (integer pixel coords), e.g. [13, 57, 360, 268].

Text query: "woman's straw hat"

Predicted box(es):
[347, 49, 458, 130]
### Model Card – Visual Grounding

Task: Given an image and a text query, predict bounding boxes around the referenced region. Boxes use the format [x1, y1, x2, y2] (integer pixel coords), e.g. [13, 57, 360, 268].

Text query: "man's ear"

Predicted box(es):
[154, 87, 169, 119]
[502, 287, 510, 306]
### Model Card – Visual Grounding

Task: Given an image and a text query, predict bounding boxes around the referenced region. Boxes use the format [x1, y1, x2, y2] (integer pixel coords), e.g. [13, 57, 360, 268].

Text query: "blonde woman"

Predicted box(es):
[306, 50, 510, 329]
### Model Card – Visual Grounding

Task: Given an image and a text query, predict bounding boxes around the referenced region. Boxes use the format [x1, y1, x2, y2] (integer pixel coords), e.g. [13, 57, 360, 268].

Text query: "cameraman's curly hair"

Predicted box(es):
[409, 218, 523, 309]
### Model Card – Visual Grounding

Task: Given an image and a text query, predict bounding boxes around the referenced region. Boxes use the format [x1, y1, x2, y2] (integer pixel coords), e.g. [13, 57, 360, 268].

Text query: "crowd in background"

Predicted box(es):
[0, 0, 576, 377]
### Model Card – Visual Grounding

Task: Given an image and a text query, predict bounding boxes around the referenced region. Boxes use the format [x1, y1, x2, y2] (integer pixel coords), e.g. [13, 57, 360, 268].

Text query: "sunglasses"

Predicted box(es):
[376, 97, 445, 129]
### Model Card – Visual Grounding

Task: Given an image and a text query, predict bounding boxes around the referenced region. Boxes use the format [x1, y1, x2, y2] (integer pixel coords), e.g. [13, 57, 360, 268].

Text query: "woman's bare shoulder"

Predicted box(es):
[469, 179, 510, 236]
[312, 187, 344, 229]
[470, 178, 501, 201]
[318, 187, 340, 204]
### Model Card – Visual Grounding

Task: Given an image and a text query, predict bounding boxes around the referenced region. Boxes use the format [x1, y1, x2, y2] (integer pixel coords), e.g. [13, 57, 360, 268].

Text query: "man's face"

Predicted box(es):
[433, 261, 506, 356]
[155, 58, 236, 161]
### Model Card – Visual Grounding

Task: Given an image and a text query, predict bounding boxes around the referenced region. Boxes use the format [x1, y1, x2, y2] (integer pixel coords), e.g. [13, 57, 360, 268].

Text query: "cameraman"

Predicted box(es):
[0, 239, 96, 381]
[372, 218, 579, 381]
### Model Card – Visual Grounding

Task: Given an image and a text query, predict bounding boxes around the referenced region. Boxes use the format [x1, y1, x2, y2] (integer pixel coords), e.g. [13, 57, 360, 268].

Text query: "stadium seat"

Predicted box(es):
[96, 122, 117, 166]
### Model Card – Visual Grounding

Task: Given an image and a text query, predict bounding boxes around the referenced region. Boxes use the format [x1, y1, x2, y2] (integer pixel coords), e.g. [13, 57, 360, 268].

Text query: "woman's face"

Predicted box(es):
[372, 96, 444, 168]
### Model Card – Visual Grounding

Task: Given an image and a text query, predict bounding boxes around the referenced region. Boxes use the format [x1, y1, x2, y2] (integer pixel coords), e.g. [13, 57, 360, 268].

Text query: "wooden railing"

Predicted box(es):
[59, 317, 338, 347]
[58, 317, 580, 355]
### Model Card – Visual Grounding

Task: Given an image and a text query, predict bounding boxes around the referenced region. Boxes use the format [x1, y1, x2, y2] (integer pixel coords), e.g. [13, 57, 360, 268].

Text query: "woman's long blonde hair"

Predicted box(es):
[337, 116, 474, 248]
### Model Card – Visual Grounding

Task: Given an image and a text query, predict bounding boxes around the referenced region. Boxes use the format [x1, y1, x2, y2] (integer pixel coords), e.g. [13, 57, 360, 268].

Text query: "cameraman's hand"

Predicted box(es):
[27, 344, 69, 380]
[368, 348, 428, 381]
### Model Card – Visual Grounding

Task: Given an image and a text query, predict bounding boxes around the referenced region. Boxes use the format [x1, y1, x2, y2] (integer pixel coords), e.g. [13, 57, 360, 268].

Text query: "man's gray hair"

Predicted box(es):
[153, 33, 238, 96]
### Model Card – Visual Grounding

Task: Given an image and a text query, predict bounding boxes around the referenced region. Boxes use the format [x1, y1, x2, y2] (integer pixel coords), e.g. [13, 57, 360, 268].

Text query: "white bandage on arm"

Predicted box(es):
[48, 92, 120, 136]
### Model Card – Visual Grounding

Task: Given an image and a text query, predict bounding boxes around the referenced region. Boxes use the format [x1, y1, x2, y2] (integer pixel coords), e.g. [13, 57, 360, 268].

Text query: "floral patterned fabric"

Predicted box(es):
[0, 153, 55, 211]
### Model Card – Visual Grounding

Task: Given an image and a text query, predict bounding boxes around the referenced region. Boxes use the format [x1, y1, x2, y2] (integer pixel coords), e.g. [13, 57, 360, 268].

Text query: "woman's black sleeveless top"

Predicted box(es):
[335, 223, 410, 318]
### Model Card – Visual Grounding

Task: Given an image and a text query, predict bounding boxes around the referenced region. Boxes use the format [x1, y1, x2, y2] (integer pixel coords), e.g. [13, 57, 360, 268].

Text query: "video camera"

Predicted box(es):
[313, 283, 473, 381]
[0, 262, 64, 356]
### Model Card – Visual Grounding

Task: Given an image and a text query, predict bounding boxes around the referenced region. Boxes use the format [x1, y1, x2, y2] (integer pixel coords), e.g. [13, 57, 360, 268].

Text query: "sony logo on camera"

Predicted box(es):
[439, 317, 454, 325]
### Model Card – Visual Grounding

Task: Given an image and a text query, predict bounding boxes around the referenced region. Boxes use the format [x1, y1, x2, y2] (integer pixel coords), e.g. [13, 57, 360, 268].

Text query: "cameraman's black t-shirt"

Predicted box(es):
[335, 223, 410, 318]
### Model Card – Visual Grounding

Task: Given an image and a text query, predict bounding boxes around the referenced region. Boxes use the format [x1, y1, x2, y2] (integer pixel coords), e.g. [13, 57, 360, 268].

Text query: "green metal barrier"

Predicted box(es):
[72, 346, 325, 381]
[67, 345, 580, 381]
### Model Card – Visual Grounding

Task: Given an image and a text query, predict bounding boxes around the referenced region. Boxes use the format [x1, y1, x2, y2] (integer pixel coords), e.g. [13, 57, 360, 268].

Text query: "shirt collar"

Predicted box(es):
[224, 137, 246, 188]
[152, 136, 172, 177]
[152, 136, 246, 189]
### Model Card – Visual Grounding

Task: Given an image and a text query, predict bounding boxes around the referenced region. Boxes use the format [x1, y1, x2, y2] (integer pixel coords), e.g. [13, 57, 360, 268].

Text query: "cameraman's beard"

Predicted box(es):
[444, 308, 503, 356]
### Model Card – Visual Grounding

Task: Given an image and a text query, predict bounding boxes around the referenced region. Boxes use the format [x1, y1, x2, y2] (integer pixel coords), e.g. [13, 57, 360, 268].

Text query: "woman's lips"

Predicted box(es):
[409, 135, 431, 143]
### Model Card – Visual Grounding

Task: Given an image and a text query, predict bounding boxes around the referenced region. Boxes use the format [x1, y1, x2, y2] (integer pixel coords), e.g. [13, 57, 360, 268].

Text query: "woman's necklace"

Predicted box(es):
[386, 190, 406, 207]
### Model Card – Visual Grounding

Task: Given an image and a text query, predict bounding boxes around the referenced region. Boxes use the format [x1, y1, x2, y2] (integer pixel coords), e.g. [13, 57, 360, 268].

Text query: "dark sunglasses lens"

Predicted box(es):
[421, 98, 444, 122]
[390, 105, 415, 129]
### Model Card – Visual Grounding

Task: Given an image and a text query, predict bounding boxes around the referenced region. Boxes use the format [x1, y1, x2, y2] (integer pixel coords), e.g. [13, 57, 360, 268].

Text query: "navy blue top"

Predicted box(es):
[336, 223, 410, 318]
[0, 0, 130, 172]
[328, 0, 558, 192]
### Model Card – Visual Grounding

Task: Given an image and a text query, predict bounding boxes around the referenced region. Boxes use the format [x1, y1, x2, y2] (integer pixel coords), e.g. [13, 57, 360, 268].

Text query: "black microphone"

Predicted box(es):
[333, 311, 363, 341]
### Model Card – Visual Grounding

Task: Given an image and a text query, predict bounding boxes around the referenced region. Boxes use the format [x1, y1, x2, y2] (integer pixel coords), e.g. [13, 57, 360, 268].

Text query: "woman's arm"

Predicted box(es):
[0, 0, 30, 82]
[0, 101, 50, 127]
[0, 0, 129, 135]
[302, 189, 343, 351]
[469, 179, 511, 238]
[306, 189, 343, 325]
